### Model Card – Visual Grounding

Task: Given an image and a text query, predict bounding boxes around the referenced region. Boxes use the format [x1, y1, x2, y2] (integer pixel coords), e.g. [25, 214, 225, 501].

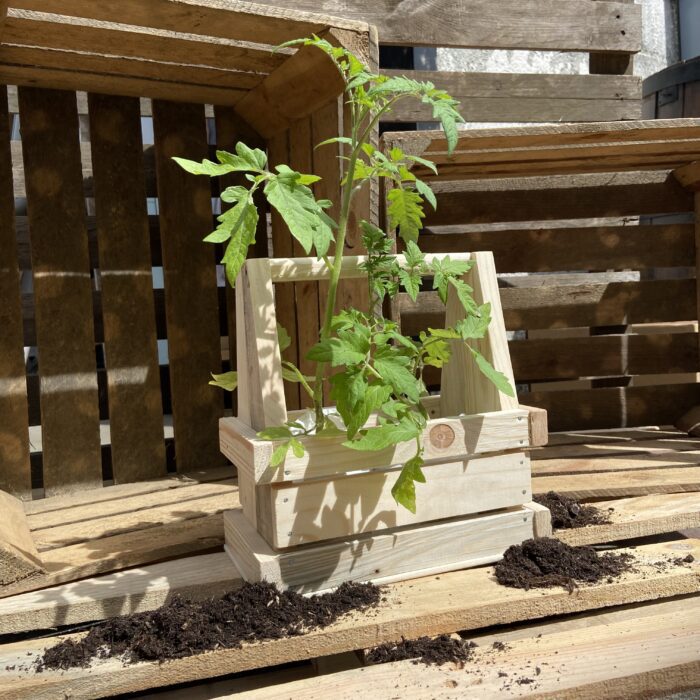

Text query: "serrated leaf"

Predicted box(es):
[344, 417, 420, 452]
[398, 268, 421, 302]
[374, 349, 420, 402]
[235, 141, 267, 170]
[306, 326, 370, 367]
[423, 338, 451, 368]
[316, 136, 353, 149]
[172, 157, 235, 177]
[415, 179, 437, 210]
[469, 347, 515, 397]
[387, 187, 424, 244]
[202, 228, 231, 243]
[391, 454, 426, 513]
[426, 96, 464, 155]
[407, 154, 438, 175]
[270, 442, 291, 467]
[403, 240, 425, 268]
[220, 185, 250, 204]
[257, 426, 293, 440]
[456, 305, 491, 339]
[290, 438, 305, 459]
[277, 323, 292, 352]
[208, 371, 238, 391]
[220, 199, 259, 286]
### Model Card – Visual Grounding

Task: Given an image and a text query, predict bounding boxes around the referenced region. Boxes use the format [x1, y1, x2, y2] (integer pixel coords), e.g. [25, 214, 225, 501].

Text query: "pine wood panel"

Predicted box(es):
[416, 223, 695, 273]
[0, 489, 43, 586]
[250, 0, 641, 52]
[152, 100, 224, 471]
[88, 93, 166, 483]
[18, 86, 101, 495]
[0, 84, 30, 496]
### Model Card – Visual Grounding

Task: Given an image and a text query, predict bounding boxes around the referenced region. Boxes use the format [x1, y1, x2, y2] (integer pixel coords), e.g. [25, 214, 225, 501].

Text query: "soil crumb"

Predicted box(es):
[534, 491, 611, 529]
[38, 581, 381, 671]
[366, 635, 477, 666]
[495, 538, 634, 592]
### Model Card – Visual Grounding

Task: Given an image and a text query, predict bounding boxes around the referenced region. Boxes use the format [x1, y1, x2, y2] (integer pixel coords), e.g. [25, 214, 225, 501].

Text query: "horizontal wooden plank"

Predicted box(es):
[426, 171, 693, 227]
[245, 598, 700, 700]
[387, 71, 641, 123]
[267, 452, 531, 547]
[415, 223, 695, 273]
[535, 434, 700, 461]
[524, 383, 700, 432]
[399, 279, 696, 335]
[533, 450, 700, 477]
[1, 538, 697, 699]
[220, 409, 529, 483]
[9, 0, 370, 46]
[250, 0, 642, 52]
[533, 466, 700, 500]
[555, 492, 700, 547]
[226, 506, 535, 591]
[3, 9, 285, 75]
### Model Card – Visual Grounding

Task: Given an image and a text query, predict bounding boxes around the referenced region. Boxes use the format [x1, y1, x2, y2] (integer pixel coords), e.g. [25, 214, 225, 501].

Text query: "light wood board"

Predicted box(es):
[1, 538, 697, 699]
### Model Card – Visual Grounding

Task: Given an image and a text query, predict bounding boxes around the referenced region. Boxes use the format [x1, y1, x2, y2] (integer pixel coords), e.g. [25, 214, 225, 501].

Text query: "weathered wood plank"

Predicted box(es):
[0, 489, 43, 587]
[0, 83, 30, 497]
[387, 70, 641, 123]
[524, 383, 700, 432]
[88, 93, 166, 483]
[250, 0, 642, 52]
[152, 100, 224, 471]
[416, 223, 695, 273]
[1, 538, 697, 700]
[533, 450, 700, 477]
[19, 86, 102, 495]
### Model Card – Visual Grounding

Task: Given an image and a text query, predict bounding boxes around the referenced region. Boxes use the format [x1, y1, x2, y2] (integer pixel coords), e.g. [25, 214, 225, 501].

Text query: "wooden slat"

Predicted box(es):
[267, 452, 531, 548]
[0, 84, 30, 496]
[152, 100, 224, 471]
[10, 0, 369, 47]
[3, 9, 284, 75]
[400, 279, 696, 335]
[510, 332, 699, 382]
[250, 0, 641, 52]
[524, 383, 700, 432]
[267, 131, 300, 411]
[555, 493, 700, 547]
[386, 70, 641, 123]
[535, 435, 700, 461]
[88, 93, 166, 483]
[18, 86, 101, 495]
[1, 538, 697, 700]
[245, 601, 700, 699]
[416, 223, 695, 273]
[426, 171, 693, 227]
[533, 451, 700, 477]
[0, 489, 43, 586]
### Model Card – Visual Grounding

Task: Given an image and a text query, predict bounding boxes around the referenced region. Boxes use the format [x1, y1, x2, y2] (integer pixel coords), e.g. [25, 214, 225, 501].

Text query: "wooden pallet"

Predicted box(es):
[0, 425, 699, 698]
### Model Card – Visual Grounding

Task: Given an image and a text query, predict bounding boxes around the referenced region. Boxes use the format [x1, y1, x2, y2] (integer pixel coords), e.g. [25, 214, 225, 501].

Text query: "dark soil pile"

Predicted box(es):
[534, 491, 612, 530]
[38, 581, 381, 672]
[366, 635, 477, 666]
[495, 538, 634, 592]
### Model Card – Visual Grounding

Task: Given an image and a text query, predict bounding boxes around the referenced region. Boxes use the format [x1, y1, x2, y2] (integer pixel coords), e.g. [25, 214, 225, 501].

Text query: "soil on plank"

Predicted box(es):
[534, 491, 612, 529]
[37, 581, 381, 672]
[494, 538, 634, 592]
[366, 635, 478, 666]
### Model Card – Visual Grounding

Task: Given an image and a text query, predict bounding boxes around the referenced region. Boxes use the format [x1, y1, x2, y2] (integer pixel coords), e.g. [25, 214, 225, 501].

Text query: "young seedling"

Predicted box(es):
[175, 37, 514, 513]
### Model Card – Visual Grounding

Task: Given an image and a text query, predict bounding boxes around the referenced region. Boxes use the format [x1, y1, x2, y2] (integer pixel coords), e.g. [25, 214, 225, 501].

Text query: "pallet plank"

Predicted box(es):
[152, 100, 224, 471]
[19, 86, 102, 495]
[88, 93, 166, 483]
[1, 538, 697, 699]
[0, 84, 30, 496]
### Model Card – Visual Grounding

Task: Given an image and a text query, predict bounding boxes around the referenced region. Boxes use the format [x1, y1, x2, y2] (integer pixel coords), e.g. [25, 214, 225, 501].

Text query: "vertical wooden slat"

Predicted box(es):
[0, 86, 30, 497]
[267, 130, 300, 410]
[152, 100, 224, 471]
[18, 86, 101, 495]
[695, 192, 700, 370]
[288, 117, 319, 409]
[88, 93, 165, 483]
[589, 0, 634, 76]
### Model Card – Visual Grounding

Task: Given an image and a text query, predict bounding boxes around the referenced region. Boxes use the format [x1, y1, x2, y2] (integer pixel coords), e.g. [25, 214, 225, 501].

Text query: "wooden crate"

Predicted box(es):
[0, 2, 375, 499]
[220, 254, 546, 590]
[382, 119, 700, 433]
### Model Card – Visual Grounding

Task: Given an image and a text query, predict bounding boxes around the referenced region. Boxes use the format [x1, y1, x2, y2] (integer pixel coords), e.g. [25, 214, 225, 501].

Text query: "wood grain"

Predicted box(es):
[0, 83, 30, 497]
[19, 86, 102, 495]
[0, 489, 43, 586]
[152, 100, 224, 471]
[88, 93, 165, 483]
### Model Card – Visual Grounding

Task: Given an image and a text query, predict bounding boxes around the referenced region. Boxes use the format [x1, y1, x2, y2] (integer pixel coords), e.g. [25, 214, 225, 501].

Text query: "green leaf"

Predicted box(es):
[456, 305, 491, 339]
[406, 154, 438, 175]
[403, 240, 425, 268]
[234, 142, 267, 170]
[449, 278, 478, 315]
[257, 426, 293, 440]
[423, 338, 451, 368]
[316, 136, 353, 149]
[398, 268, 421, 302]
[330, 368, 368, 436]
[387, 188, 424, 244]
[306, 326, 370, 367]
[391, 454, 426, 513]
[208, 371, 238, 391]
[426, 327, 461, 339]
[289, 438, 305, 459]
[425, 95, 464, 155]
[202, 228, 232, 244]
[270, 442, 291, 467]
[469, 347, 515, 397]
[220, 198, 259, 286]
[373, 349, 420, 402]
[277, 323, 292, 352]
[414, 179, 437, 210]
[344, 417, 421, 451]
[172, 157, 236, 177]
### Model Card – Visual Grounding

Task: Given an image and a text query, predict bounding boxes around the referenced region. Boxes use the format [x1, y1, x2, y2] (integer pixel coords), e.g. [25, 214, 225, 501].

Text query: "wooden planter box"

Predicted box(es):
[222, 254, 546, 591]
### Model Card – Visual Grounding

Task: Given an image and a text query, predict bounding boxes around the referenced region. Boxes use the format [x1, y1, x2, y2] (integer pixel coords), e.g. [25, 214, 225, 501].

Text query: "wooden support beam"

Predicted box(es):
[676, 405, 700, 436]
[674, 160, 700, 191]
[523, 405, 549, 447]
[0, 490, 43, 587]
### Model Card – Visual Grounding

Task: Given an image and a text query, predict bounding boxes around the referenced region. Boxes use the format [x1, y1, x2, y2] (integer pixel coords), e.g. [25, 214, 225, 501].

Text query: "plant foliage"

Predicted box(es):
[175, 37, 513, 513]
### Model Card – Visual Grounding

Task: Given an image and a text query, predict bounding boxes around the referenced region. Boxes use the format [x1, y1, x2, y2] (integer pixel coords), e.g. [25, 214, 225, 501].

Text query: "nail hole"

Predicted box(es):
[621, 30, 626, 35]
